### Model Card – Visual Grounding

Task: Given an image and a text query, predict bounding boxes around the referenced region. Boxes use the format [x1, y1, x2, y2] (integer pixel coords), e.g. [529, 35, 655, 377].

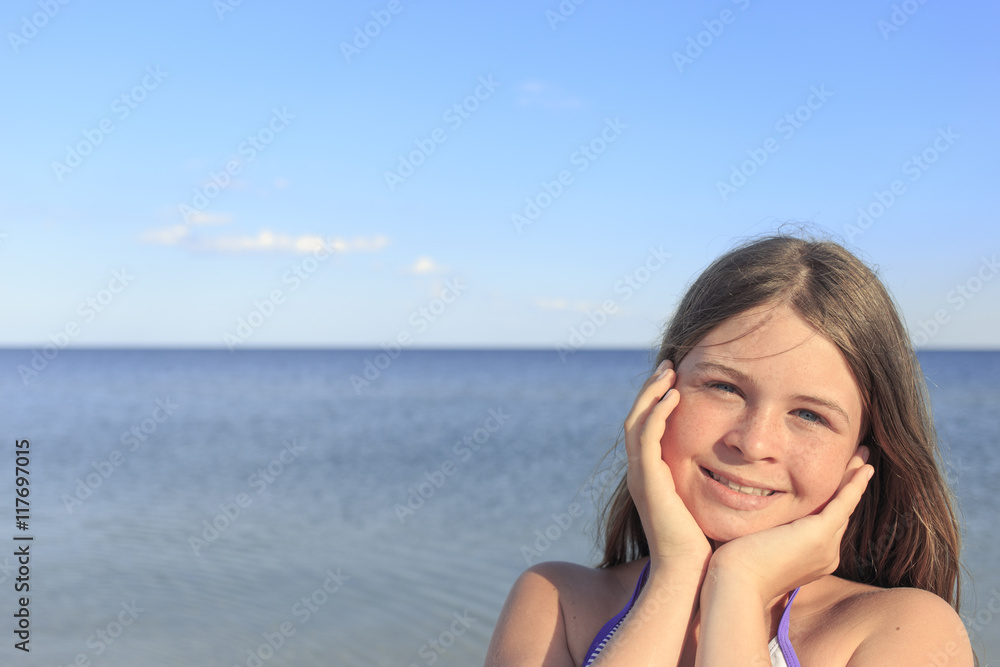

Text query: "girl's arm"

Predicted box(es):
[486, 361, 711, 666]
[591, 361, 712, 665]
[696, 580, 974, 666]
[483, 559, 707, 667]
[589, 559, 706, 666]
[483, 562, 577, 667]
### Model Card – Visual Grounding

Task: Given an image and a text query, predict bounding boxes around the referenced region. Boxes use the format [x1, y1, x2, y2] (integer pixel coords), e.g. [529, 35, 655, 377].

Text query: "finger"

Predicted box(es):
[847, 445, 869, 471]
[828, 445, 867, 496]
[818, 463, 874, 528]
[636, 388, 680, 470]
[857, 444, 870, 465]
[625, 368, 676, 451]
[624, 366, 677, 451]
[645, 360, 675, 393]
[638, 359, 674, 393]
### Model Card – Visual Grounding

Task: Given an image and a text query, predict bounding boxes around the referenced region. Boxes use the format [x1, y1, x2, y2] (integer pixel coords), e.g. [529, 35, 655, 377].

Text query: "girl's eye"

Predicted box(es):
[793, 409, 825, 425]
[708, 382, 739, 395]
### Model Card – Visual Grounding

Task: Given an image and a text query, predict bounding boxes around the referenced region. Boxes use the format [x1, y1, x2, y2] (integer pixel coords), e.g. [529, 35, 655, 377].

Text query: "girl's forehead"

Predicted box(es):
[686, 306, 859, 384]
[694, 304, 819, 355]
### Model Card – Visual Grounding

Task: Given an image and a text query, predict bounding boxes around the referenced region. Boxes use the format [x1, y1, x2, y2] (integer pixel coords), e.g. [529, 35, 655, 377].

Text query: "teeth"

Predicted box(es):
[709, 470, 775, 497]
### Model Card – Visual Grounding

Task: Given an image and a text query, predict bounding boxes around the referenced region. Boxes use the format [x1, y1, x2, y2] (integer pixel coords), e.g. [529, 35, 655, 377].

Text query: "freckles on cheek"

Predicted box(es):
[792, 456, 845, 510]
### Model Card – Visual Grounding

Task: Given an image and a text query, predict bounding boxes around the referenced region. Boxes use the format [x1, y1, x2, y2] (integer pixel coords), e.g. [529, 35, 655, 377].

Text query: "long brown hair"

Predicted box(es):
[596, 233, 963, 608]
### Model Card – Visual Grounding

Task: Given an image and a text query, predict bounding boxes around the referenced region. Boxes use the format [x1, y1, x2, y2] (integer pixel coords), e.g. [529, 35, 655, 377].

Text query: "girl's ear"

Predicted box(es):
[857, 445, 870, 464]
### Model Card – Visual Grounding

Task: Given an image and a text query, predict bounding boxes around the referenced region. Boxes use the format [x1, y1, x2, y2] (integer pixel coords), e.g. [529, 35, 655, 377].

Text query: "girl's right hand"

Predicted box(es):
[624, 360, 712, 572]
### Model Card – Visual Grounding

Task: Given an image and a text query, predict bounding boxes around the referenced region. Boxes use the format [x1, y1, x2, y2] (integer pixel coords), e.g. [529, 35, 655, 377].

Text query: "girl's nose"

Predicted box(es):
[724, 407, 782, 462]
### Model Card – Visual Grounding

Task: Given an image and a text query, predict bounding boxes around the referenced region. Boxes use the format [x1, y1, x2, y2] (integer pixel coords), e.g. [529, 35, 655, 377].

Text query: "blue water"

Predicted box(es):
[0, 349, 996, 665]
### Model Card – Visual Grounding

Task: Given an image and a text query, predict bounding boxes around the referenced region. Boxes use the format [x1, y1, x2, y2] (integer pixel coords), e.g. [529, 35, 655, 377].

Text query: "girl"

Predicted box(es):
[485, 235, 974, 666]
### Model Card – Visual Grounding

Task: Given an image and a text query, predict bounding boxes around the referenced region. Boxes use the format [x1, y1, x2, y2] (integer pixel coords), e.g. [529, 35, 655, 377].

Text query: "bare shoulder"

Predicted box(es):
[485, 559, 647, 667]
[846, 585, 973, 666]
[797, 578, 973, 666]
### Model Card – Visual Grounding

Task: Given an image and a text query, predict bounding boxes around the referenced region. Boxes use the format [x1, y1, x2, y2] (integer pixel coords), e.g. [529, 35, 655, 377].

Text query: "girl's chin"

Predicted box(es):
[698, 518, 776, 547]
[706, 534, 736, 551]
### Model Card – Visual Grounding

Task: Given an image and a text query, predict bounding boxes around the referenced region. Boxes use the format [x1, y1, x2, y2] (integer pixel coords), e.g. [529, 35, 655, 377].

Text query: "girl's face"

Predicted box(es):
[661, 303, 865, 544]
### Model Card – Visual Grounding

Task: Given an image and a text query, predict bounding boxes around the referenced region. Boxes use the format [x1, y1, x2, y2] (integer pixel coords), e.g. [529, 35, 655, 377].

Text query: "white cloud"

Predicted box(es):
[186, 212, 233, 225]
[535, 297, 570, 310]
[140, 217, 390, 254]
[402, 255, 446, 275]
[190, 230, 390, 254]
[341, 235, 390, 253]
[140, 210, 231, 246]
[190, 229, 287, 253]
[140, 224, 189, 245]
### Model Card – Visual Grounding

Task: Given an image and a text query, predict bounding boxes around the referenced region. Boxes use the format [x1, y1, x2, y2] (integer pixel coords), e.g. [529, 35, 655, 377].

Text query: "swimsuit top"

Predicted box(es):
[583, 562, 801, 667]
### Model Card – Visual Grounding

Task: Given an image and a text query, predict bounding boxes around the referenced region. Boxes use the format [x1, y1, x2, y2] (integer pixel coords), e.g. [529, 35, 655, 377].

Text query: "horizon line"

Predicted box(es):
[0, 345, 996, 352]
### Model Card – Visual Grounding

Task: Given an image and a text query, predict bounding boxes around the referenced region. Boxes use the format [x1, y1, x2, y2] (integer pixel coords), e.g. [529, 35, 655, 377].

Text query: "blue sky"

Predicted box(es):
[1, 0, 998, 349]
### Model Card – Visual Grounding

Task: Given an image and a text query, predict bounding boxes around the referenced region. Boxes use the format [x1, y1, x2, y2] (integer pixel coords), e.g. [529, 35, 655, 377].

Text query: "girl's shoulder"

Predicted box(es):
[485, 558, 648, 666]
[523, 556, 648, 600]
[793, 576, 973, 665]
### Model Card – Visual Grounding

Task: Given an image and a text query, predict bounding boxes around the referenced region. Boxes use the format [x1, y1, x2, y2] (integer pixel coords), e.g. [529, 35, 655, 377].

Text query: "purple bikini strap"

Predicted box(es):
[776, 587, 802, 667]
[582, 561, 650, 664]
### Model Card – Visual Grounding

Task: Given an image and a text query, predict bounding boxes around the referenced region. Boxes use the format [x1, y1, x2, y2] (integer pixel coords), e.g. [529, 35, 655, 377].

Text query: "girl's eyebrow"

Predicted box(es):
[692, 360, 754, 387]
[790, 394, 851, 426]
[691, 360, 851, 426]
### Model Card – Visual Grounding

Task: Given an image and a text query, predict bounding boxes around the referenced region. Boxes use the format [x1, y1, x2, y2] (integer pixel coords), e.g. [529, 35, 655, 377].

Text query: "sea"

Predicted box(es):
[0, 349, 996, 666]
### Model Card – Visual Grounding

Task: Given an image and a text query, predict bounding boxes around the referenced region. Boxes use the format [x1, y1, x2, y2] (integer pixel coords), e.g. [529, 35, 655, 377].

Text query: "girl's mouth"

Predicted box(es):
[703, 468, 777, 497]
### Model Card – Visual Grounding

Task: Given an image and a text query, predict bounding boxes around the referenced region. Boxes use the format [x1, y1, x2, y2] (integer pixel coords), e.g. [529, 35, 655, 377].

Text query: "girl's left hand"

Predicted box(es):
[706, 446, 874, 605]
